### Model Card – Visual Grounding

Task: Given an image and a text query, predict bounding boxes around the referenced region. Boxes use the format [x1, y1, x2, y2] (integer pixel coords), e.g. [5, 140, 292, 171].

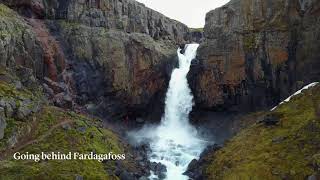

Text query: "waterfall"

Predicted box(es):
[132, 44, 207, 180]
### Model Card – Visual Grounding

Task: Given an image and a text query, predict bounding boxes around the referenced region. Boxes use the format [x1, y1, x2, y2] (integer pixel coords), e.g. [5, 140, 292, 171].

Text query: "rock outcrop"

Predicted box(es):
[189, 0, 320, 111]
[52, 21, 178, 119]
[0, 0, 191, 120]
[2, 0, 189, 43]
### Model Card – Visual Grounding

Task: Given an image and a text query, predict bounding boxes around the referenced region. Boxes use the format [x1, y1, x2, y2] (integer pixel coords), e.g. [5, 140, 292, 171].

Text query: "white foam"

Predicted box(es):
[131, 44, 207, 180]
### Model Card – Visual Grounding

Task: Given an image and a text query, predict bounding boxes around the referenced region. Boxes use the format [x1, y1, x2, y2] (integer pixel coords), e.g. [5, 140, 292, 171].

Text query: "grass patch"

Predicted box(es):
[0, 78, 124, 179]
[205, 85, 320, 179]
[0, 106, 124, 179]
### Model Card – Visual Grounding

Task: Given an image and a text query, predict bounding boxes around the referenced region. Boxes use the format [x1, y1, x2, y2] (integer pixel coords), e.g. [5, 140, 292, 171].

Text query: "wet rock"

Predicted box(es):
[138, 176, 148, 180]
[119, 170, 134, 180]
[136, 118, 145, 124]
[158, 172, 166, 179]
[184, 144, 221, 179]
[150, 162, 167, 178]
[200, 144, 222, 159]
[186, 159, 198, 171]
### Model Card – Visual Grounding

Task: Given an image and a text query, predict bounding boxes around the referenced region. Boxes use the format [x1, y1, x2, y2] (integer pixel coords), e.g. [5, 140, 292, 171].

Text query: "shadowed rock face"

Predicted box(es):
[189, 0, 320, 112]
[0, 0, 190, 121]
[52, 21, 178, 119]
[3, 0, 190, 43]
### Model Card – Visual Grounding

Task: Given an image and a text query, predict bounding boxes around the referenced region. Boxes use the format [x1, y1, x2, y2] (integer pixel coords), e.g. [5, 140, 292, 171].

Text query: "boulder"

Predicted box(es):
[149, 162, 167, 179]
[258, 114, 280, 126]
[53, 93, 73, 109]
[184, 144, 221, 179]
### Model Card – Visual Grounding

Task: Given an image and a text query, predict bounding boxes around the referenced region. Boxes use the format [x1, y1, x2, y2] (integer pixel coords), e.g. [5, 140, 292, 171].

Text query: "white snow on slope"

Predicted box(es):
[271, 82, 319, 111]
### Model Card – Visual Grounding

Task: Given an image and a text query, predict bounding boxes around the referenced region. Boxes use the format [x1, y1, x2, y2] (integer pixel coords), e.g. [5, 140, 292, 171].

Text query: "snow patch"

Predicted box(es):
[271, 82, 319, 111]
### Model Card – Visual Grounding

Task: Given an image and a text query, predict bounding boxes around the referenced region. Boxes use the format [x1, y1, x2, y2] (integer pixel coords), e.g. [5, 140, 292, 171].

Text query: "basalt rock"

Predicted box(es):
[3, 0, 189, 44]
[188, 28, 204, 43]
[0, 1, 189, 121]
[184, 144, 222, 180]
[189, 0, 320, 111]
[47, 20, 180, 120]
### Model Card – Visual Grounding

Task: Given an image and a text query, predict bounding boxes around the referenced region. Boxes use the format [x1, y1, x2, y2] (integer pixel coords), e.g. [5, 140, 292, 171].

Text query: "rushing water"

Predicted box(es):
[133, 44, 207, 179]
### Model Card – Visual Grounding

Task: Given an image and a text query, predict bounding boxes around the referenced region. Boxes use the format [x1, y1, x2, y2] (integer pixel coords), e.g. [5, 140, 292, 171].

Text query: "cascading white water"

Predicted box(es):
[149, 44, 206, 179]
[132, 44, 207, 180]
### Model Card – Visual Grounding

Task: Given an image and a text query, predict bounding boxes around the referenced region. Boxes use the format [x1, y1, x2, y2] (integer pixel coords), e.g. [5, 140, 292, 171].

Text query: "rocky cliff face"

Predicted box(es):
[0, 0, 191, 120]
[3, 0, 189, 43]
[189, 0, 320, 111]
[52, 21, 178, 119]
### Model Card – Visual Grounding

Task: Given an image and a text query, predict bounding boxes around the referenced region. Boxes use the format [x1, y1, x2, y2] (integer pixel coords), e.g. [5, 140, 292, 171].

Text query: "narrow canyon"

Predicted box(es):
[0, 0, 319, 179]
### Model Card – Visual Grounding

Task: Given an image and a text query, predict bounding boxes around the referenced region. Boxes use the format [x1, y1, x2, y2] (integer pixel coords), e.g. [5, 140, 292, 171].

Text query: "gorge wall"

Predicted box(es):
[189, 0, 320, 112]
[0, 0, 193, 120]
[2, 0, 320, 120]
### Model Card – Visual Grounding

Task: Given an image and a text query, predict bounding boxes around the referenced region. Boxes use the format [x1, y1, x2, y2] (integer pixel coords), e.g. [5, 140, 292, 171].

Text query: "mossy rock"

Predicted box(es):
[204, 84, 320, 180]
[243, 34, 257, 52]
[0, 106, 124, 179]
[190, 28, 204, 33]
[0, 77, 126, 179]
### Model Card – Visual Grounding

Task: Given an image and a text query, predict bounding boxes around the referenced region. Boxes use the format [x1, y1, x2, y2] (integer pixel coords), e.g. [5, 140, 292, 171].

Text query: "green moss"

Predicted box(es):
[205, 85, 320, 180]
[0, 106, 124, 179]
[190, 28, 204, 33]
[0, 4, 17, 17]
[0, 4, 31, 42]
[0, 81, 41, 101]
[0, 78, 125, 178]
[243, 34, 256, 52]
